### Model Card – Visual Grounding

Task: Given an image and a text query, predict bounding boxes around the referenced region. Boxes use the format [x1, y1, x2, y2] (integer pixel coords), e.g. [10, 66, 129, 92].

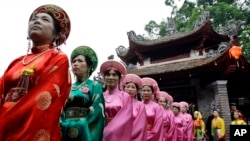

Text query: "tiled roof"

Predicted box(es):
[127, 20, 229, 47]
[117, 20, 230, 64]
[127, 51, 227, 76]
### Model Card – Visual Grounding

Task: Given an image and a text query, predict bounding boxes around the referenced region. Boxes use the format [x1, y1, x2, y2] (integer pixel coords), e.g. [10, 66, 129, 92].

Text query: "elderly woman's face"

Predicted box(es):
[28, 13, 56, 45]
[104, 69, 120, 89]
[71, 55, 89, 79]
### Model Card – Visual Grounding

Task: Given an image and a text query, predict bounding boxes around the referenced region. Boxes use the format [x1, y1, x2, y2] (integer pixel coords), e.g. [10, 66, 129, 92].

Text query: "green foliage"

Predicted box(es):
[240, 25, 250, 56]
[208, 3, 242, 26]
[144, 0, 250, 59]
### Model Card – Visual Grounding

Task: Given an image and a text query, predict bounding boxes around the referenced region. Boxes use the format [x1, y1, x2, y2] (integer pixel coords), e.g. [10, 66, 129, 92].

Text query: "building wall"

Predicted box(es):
[196, 86, 215, 121]
[196, 81, 231, 141]
[212, 80, 231, 141]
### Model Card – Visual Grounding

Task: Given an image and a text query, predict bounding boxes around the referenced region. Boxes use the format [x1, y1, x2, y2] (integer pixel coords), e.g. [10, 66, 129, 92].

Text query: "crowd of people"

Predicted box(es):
[0, 3, 247, 141]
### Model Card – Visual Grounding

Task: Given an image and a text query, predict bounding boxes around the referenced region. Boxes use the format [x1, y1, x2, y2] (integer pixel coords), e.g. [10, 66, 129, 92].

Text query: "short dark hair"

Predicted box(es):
[124, 82, 139, 90]
[142, 85, 154, 93]
[104, 69, 122, 80]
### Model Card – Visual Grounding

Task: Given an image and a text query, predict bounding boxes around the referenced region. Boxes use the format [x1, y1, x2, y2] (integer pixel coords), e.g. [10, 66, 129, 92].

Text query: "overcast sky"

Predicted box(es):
[0, 0, 183, 77]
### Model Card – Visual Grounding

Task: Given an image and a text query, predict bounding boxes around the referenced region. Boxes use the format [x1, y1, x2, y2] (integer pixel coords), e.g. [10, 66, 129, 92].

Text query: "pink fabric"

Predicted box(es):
[166, 94, 174, 104]
[174, 113, 185, 141]
[132, 99, 147, 141]
[121, 74, 142, 89]
[157, 91, 168, 100]
[100, 60, 126, 76]
[103, 86, 133, 141]
[179, 101, 189, 108]
[143, 100, 164, 141]
[180, 112, 194, 141]
[163, 109, 176, 141]
[141, 77, 159, 96]
[172, 102, 181, 108]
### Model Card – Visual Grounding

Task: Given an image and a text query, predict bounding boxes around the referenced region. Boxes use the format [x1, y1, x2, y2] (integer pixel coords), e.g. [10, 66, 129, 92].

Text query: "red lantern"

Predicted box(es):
[229, 46, 242, 59]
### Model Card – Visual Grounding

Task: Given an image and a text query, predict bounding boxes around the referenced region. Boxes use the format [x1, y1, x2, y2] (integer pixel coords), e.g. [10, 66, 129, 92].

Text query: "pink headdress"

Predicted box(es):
[157, 91, 174, 103]
[141, 77, 159, 96]
[167, 94, 174, 104]
[157, 91, 168, 100]
[122, 74, 142, 89]
[179, 101, 189, 108]
[172, 102, 181, 108]
[100, 60, 127, 76]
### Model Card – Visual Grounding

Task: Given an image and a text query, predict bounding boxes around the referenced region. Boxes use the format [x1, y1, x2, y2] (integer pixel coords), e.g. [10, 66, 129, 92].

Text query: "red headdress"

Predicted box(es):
[29, 4, 71, 46]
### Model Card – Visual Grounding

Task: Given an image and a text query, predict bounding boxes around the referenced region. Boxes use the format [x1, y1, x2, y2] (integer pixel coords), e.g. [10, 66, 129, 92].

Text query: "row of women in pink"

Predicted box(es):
[99, 60, 165, 141]
[171, 102, 194, 141]
[99, 59, 195, 141]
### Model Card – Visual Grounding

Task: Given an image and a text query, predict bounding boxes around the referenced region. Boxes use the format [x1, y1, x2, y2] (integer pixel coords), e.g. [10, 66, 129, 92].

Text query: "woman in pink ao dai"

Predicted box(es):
[122, 74, 147, 141]
[157, 91, 176, 141]
[172, 102, 185, 141]
[141, 77, 164, 141]
[100, 60, 133, 141]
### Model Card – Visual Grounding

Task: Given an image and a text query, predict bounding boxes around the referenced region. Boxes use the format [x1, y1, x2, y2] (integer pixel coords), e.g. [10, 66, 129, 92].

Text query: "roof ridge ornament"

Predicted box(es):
[216, 20, 246, 37]
[165, 17, 177, 36]
[127, 31, 144, 41]
[194, 11, 210, 29]
[116, 45, 128, 56]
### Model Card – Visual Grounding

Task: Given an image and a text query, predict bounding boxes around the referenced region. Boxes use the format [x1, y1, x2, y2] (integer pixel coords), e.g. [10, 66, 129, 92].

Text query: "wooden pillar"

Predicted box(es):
[211, 80, 231, 141]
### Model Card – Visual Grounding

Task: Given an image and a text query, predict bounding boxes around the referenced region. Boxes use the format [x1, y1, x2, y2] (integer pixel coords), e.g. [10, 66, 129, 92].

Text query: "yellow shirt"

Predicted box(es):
[231, 119, 247, 125]
[211, 117, 225, 137]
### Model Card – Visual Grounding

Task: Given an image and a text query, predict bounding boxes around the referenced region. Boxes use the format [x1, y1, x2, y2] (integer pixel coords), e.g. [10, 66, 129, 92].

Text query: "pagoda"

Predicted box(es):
[116, 12, 250, 140]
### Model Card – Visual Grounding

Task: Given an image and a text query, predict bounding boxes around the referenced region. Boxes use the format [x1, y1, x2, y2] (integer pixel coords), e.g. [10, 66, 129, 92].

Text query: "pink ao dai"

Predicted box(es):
[103, 86, 133, 141]
[131, 99, 147, 141]
[174, 113, 185, 141]
[180, 112, 194, 141]
[162, 109, 176, 141]
[143, 100, 164, 141]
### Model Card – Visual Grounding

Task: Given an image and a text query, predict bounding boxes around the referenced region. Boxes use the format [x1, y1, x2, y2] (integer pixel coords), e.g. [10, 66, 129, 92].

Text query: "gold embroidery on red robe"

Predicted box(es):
[35, 91, 52, 110]
[34, 129, 50, 141]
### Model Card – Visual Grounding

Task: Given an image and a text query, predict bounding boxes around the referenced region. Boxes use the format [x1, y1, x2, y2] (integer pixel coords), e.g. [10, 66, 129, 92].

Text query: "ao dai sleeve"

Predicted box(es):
[147, 104, 164, 141]
[219, 118, 225, 137]
[0, 77, 3, 106]
[201, 120, 206, 134]
[86, 81, 105, 140]
[103, 91, 133, 141]
[186, 114, 194, 141]
[132, 102, 147, 141]
[165, 110, 176, 141]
